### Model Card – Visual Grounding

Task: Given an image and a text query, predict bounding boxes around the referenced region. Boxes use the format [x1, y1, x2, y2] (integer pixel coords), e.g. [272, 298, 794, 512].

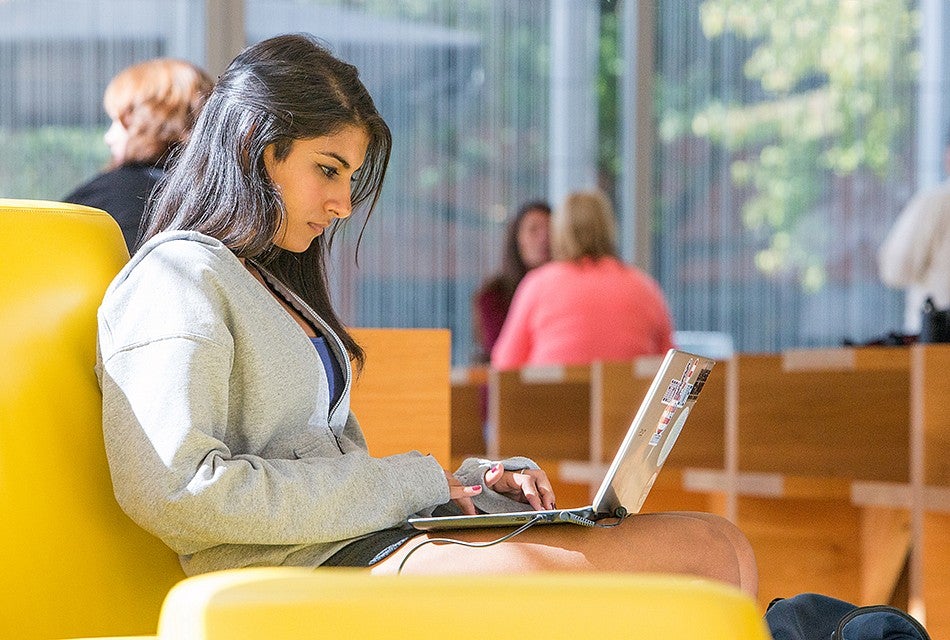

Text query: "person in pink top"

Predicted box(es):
[491, 189, 675, 370]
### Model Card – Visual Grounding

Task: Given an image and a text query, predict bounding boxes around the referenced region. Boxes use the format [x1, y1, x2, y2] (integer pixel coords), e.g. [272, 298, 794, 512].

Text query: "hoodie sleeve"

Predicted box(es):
[98, 330, 448, 555]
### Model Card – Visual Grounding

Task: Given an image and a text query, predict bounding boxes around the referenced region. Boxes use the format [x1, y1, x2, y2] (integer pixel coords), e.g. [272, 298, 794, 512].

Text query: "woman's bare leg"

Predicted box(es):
[674, 511, 758, 596]
[373, 511, 758, 597]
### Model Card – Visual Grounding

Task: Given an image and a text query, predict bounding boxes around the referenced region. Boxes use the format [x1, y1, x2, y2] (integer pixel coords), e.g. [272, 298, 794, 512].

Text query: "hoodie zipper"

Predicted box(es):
[250, 261, 352, 438]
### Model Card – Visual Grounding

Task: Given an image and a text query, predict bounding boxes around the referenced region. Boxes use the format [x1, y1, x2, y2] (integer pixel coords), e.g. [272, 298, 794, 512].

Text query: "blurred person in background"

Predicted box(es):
[878, 139, 950, 335]
[492, 189, 674, 370]
[64, 58, 213, 251]
[472, 200, 551, 363]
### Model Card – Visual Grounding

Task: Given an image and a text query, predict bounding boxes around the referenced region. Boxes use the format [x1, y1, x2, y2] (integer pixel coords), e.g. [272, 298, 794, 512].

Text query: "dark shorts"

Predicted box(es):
[321, 527, 426, 567]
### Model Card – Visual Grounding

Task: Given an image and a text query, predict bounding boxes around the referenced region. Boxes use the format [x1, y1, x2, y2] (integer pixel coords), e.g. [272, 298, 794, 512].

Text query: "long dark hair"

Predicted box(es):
[478, 200, 552, 305]
[142, 33, 392, 368]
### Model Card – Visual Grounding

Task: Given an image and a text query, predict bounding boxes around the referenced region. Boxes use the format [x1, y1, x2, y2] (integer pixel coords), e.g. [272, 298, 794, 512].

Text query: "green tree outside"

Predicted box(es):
[662, 0, 918, 292]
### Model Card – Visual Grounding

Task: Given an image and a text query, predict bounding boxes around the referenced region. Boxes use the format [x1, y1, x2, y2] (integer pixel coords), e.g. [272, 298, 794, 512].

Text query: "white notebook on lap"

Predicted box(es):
[408, 349, 715, 531]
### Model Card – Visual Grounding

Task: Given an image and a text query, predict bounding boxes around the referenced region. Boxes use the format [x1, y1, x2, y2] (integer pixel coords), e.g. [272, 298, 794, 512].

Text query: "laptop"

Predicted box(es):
[408, 349, 715, 531]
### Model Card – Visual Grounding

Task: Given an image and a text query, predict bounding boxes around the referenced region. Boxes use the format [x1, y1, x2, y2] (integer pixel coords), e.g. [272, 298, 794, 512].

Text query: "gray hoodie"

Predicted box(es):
[96, 231, 535, 575]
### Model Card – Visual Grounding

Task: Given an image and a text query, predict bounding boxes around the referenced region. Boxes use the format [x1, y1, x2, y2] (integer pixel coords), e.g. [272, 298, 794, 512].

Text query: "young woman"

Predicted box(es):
[472, 201, 551, 363]
[96, 33, 756, 595]
[492, 189, 676, 370]
[65, 58, 213, 251]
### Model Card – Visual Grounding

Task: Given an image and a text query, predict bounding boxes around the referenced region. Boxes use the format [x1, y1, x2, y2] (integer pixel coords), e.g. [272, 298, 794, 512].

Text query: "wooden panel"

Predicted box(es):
[922, 344, 950, 486]
[737, 348, 911, 481]
[596, 360, 659, 463]
[679, 359, 728, 469]
[920, 345, 950, 639]
[639, 468, 728, 516]
[350, 328, 451, 468]
[450, 366, 488, 458]
[488, 365, 591, 460]
[539, 457, 593, 509]
[860, 506, 911, 605]
[923, 513, 950, 639]
[738, 494, 862, 611]
[734, 348, 913, 612]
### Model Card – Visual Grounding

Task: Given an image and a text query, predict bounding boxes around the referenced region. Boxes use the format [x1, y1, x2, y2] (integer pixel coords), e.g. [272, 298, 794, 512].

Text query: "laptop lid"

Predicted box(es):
[589, 349, 714, 518]
[408, 349, 714, 530]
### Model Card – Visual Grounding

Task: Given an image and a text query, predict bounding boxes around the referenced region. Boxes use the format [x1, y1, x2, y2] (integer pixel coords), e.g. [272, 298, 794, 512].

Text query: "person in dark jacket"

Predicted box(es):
[64, 58, 212, 251]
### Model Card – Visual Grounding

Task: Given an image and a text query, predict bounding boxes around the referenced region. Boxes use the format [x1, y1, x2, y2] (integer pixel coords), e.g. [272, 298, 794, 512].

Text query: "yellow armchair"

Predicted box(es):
[0, 200, 186, 640]
[1, 199, 771, 640]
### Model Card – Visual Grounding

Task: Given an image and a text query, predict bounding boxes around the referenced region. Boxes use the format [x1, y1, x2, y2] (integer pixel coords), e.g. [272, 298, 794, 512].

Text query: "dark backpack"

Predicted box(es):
[765, 593, 931, 640]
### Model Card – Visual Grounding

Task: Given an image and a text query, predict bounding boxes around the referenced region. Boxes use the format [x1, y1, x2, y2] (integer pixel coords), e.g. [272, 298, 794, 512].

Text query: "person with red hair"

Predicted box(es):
[65, 58, 212, 251]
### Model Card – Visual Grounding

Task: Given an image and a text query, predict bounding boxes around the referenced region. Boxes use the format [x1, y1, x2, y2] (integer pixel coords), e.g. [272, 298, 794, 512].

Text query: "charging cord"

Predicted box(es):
[396, 515, 545, 574]
[395, 512, 630, 574]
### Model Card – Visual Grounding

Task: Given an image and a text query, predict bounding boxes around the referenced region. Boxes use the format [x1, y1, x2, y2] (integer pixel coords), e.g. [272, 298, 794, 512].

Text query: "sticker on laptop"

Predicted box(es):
[661, 358, 699, 409]
[688, 367, 710, 400]
[650, 403, 677, 445]
[653, 358, 703, 446]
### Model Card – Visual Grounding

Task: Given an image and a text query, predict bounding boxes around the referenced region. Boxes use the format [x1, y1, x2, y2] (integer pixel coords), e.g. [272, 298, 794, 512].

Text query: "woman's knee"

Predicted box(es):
[663, 512, 758, 596]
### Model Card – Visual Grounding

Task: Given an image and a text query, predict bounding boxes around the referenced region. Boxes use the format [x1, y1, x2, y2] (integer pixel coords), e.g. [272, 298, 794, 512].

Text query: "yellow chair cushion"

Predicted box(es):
[157, 568, 772, 640]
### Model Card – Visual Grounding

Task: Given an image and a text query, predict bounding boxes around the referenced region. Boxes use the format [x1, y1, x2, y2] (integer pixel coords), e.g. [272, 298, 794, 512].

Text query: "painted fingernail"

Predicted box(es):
[489, 463, 500, 473]
[471, 484, 482, 493]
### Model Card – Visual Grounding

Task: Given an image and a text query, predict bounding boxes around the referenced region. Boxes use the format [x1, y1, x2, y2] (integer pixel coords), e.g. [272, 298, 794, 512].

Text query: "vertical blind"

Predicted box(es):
[1, 0, 939, 362]
[247, 1, 553, 365]
[652, 0, 924, 351]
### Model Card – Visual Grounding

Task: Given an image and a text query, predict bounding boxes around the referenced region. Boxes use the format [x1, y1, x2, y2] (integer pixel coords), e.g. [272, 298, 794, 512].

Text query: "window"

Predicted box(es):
[651, 0, 941, 350]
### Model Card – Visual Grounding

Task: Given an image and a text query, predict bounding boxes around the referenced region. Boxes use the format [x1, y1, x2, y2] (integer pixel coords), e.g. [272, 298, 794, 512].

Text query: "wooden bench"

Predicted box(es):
[486, 364, 592, 461]
[449, 364, 489, 460]
[916, 344, 950, 637]
[726, 348, 914, 611]
[456, 344, 948, 633]
[736, 348, 911, 481]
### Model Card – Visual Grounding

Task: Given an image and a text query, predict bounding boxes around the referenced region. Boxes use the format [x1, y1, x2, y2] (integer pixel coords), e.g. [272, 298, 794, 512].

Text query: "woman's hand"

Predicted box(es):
[445, 471, 482, 515]
[484, 464, 556, 510]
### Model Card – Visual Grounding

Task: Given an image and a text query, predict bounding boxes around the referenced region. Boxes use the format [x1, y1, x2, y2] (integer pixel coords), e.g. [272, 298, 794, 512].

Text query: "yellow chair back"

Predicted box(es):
[0, 200, 186, 640]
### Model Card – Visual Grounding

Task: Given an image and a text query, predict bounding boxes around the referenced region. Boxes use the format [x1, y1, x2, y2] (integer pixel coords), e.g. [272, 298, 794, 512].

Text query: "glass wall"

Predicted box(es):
[0, 0, 205, 202]
[3, 0, 944, 361]
[245, 1, 552, 365]
[0, 0, 554, 366]
[651, 0, 938, 351]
